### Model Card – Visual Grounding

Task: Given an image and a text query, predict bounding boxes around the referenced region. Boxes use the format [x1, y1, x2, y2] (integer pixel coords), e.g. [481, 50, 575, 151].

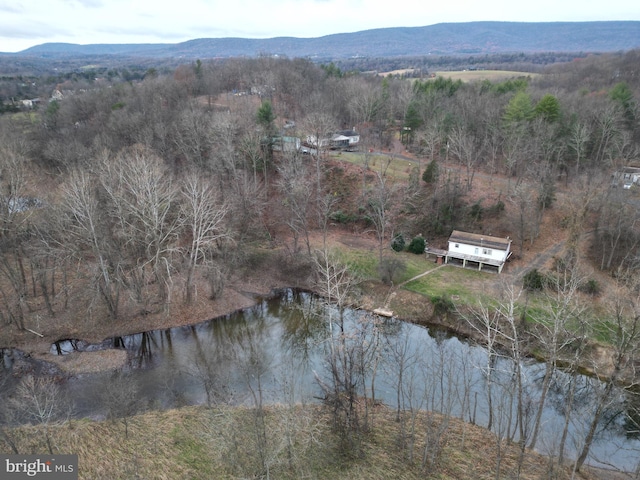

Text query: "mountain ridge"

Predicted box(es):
[8, 21, 640, 60]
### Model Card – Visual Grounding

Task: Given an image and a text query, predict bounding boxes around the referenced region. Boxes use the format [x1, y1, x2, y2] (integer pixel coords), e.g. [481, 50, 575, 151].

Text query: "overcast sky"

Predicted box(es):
[1, 0, 638, 53]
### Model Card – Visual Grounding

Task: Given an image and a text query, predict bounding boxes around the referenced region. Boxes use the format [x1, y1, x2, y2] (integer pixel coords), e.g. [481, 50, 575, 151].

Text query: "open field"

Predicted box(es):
[378, 69, 540, 82]
[433, 70, 540, 82]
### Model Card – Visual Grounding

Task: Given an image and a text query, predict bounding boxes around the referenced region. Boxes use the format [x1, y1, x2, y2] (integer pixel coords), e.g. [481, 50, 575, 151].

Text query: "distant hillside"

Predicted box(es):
[12, 21, 640, 60]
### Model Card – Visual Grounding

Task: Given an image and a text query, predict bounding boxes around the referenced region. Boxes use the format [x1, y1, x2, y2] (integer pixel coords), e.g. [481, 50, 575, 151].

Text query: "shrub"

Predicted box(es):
[422, 159, 439, 184]
[469, 202, 483, 221]
[580, 279, 600, 296]
[523, 269, 545, 291]
[407, 235, 426, 254]
[329, 210, 355, 224]
[378, 256, 407, 285]
[391, 234, 405, 252]
[431, 295, 454, 318]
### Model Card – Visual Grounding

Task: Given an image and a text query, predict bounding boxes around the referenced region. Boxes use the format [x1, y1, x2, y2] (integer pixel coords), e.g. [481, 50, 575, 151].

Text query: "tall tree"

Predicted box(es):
[276, 153, 314, 254]
[448, 123, 481, 191]
[62, 166, 121, 319]
[534, 93, 561, 123]
[180, 173, 230, 304]
[527, 257, 587, 450]
[573, 283, 640, 472]
[503, 91, 535, 125]
[100, 146, 181, 310]
[256, 100, 276, 133]
[366, 164, 394, 262]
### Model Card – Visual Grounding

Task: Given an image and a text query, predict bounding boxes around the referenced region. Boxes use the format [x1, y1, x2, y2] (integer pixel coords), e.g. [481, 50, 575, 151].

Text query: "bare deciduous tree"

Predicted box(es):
[62, 166, 121, 319]
[527, 257, 588, 450]
[301, 112, 336, 194]
[366, 163, 394, 262]
[100, 146, 181, 311]
[464, 283, 531, 477]
[101, 371, 145, 439]
[448, 123, 481, 191]
[180, 172, 230, 304]
[573, 281, 640, 472]
[313, 248, 366, 447]
[276, 153, 314, 254]
[10, 375, 70, 454]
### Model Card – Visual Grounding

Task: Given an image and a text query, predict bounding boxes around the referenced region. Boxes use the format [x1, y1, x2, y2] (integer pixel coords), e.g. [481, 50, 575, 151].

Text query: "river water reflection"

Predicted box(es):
[41, 289, 640, 471]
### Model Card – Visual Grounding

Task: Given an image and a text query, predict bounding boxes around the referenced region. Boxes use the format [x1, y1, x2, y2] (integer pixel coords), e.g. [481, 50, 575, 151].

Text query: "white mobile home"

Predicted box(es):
[446, 230, 512, 273]
[612, 166, 640, 189]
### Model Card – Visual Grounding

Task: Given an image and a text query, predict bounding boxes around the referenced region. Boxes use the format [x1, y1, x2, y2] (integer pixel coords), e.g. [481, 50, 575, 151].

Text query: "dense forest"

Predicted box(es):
[1, 49, 640, 477]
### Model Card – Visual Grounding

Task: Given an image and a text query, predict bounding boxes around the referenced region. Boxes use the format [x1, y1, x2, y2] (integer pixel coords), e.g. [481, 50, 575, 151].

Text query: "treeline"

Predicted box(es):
[1, 49, 629, 105]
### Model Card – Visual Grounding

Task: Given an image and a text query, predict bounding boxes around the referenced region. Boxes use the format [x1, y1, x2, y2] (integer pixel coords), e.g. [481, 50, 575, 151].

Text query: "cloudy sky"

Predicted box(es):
[1, 0, 638, 53]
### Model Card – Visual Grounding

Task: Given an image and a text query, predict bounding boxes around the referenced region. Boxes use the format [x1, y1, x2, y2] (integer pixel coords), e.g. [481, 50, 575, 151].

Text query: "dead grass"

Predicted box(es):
[433, 70, 541, 82]
[0, 404, 609, 480]
[39, 349, 128, 375]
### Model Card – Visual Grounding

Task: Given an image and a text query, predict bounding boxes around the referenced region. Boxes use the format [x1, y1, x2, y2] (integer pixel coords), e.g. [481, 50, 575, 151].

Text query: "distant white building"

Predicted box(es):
[446, 230, 512, 273]
[612, 166, 640, 189]
[306, 129, 360, 151]
[337, 129, 360, 149]
[21, 98, 40, 108]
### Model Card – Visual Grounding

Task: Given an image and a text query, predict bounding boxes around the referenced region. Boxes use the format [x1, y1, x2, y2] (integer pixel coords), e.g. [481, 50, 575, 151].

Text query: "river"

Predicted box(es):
[3, 288, 639, 472]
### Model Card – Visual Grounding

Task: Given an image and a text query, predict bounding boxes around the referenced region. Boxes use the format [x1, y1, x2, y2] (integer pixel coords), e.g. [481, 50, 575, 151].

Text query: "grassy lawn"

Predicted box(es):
[334, 247, 441, 283]
[403, 264, 489, 304]
[329, 151, 421, 182]
[335, 243, 615, 353]
[334, 243, 498, 307]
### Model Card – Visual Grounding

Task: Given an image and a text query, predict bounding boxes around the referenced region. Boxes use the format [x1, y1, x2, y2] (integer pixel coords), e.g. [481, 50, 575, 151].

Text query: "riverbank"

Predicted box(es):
[0, 234, 623, 383]
[0, 246, 307, 369]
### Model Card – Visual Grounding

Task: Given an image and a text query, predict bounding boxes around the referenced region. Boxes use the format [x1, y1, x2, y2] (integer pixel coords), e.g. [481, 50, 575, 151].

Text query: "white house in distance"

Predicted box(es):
[612, 166, 640, 189]
[306, 129, 360, 151]
[337, 129, 360, 150]
[445, 230, 512, 273]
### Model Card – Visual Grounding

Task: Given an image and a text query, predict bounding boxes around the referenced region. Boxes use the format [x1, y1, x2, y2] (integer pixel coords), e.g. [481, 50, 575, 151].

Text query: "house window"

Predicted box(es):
[482, 248, 492, 255]
[454, 243, 459, 248]
[474, 247, 479, 254]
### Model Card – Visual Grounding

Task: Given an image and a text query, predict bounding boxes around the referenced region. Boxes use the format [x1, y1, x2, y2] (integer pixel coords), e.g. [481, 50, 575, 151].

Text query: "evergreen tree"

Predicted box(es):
[422, 159, 439, 184]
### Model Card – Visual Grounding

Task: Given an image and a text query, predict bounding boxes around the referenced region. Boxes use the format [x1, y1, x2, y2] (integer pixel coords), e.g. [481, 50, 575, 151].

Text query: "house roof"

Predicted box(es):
[448, 230, 511, 250]
[339, 130, 358, 137]
[619, 166, 640, 174]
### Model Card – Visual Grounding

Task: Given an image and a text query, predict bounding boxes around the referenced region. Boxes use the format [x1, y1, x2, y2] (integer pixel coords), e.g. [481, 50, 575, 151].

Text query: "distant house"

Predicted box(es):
[612, 166, 640, 189]
[20, 98, 40, 108]
[330, 134, 350, 149]
[50, 89, 64, 101]
[445, 230, 512, 273]
[337, 129, 360, 149]
[306, 129, 360, 151]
